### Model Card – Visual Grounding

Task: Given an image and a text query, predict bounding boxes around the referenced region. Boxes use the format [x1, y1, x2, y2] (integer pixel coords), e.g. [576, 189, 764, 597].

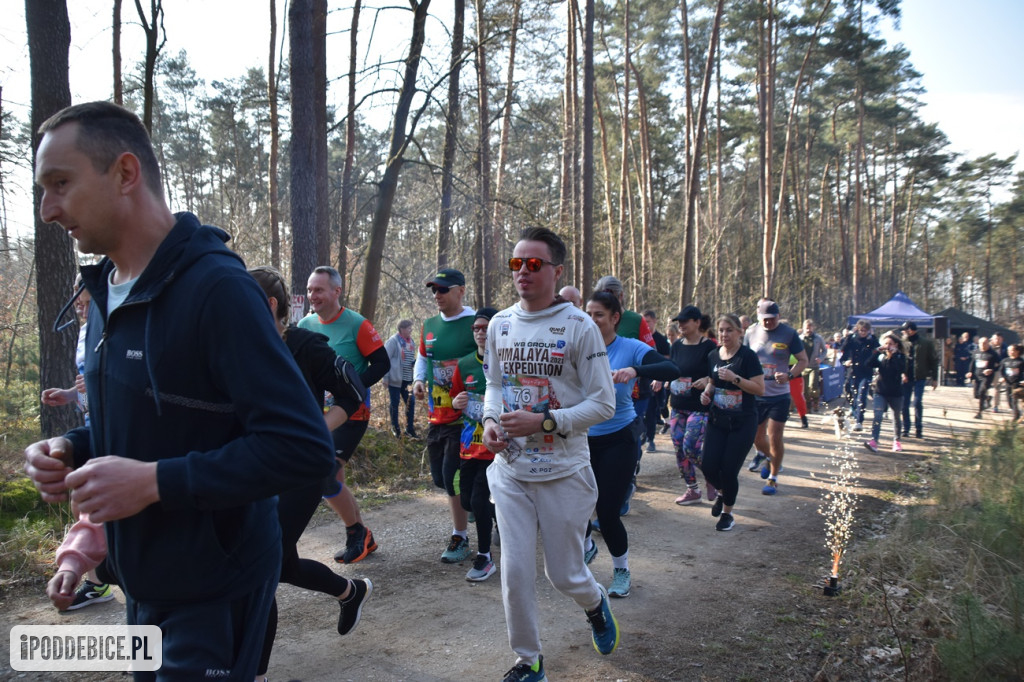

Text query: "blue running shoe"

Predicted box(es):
[762, 479, 778, 495]
[502, 655, 546, 682]
[586, 585, 620, 655]
[608, 568, 631, 598]
[441, 535, 471, 563]
[760, 463, 771, 480]
[748, 451, 766, 472]
[584, 539, 599, 565]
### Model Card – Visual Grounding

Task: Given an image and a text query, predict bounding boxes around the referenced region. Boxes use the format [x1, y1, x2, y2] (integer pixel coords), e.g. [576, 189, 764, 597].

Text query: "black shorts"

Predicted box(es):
[756, 396, 791, 424]
[331, 419, 369, 462]
[427, 422, 463, 495]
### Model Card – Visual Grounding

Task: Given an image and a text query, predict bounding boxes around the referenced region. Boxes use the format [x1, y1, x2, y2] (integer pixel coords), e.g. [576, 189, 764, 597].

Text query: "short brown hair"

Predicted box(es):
[38, 101, 164, 198]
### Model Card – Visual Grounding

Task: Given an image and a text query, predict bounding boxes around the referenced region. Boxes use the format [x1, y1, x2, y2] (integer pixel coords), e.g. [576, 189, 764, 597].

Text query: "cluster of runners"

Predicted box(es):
[28, 100, 1015, 682]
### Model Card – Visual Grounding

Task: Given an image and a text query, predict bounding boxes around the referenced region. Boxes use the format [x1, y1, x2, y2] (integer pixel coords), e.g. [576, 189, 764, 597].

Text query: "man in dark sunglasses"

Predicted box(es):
[412, 268, 478, 564]
[481, 227, 619, 681]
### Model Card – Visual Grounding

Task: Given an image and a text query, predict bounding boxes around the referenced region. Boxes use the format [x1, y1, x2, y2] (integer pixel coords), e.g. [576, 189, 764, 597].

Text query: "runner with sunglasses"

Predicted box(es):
[413, 268, 478, 563]
[483, 228, 619, 682]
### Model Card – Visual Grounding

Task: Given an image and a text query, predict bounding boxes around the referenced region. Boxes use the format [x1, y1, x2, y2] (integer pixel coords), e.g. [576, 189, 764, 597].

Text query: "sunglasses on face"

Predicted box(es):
[508, 257, 557, 272]
[429, 285, 451, 295]
[472, 325, 489, 333]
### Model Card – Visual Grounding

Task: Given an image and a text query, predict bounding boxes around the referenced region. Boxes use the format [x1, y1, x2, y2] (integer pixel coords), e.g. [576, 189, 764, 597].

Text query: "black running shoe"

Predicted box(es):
[337, 578, 372, 635]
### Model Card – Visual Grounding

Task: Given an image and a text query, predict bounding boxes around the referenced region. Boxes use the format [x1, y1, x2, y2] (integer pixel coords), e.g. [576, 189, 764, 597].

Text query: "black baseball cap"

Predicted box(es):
[425, 268, 466, 288]
[474, 307, 498, 322]
[672, 305, 702, 322]
[901, 321, 917, 331]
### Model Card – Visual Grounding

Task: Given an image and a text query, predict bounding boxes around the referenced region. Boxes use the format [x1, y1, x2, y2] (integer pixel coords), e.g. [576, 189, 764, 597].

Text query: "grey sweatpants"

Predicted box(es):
[487, 463, 603, 665]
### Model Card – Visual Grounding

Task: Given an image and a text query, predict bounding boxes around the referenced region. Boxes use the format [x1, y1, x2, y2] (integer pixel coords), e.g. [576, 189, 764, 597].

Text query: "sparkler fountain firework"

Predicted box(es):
[818, 406, 859, 596]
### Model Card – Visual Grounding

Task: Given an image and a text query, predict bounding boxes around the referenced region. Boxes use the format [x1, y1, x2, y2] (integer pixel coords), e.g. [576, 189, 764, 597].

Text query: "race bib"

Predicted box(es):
[502, 375, 551, 413]
[713, 387, 743, 411]
[462, 393, 485, 422]
[670, 377, 692, 395]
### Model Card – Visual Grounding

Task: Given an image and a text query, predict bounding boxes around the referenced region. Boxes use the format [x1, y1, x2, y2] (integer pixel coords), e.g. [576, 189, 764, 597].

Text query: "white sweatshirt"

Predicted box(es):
[483, 300, 615, 482]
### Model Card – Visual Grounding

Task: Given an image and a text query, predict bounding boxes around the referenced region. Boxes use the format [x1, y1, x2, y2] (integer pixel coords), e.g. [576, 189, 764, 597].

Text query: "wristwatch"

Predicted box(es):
[541, 407, 557, 434]
[733, 376, 741, 385]
[787, 371, 794, 381]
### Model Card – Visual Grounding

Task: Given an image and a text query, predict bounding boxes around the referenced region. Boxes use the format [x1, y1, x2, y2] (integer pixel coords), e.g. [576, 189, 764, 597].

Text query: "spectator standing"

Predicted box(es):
[800, 319, 828, 414]
[953, 332, 975, 387]
[900, 321, 939, 438]
[384, 320, 418, 438]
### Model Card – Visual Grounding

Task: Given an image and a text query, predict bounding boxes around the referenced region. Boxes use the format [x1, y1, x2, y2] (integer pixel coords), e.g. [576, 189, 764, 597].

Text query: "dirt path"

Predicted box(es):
[1, 385, 1003, 681]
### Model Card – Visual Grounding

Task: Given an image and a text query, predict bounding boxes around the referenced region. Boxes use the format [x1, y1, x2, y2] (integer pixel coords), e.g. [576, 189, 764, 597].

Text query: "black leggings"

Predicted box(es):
[258, 481, 349, 674]
[586, 418, 641, 558]
[459, 457, 496, 553]
[701, 411, 758, 508]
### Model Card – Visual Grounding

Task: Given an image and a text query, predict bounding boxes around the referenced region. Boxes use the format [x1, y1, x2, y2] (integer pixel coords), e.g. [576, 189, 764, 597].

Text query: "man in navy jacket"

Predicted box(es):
[25, 101, 334, 680]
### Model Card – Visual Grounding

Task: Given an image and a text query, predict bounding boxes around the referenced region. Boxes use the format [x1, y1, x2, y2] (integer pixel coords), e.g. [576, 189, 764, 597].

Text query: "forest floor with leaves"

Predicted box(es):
[0, 385, 1003, 681]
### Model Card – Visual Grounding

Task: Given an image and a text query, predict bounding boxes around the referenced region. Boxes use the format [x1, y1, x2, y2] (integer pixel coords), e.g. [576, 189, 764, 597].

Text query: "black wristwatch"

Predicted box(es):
[733, 376, 741, 385]
[541, 407, 557, 434]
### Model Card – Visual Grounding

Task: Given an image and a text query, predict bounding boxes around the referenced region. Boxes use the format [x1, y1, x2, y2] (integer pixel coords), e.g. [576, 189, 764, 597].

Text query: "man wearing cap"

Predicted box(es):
[300, 265, 391, 564]
[413, 268, 478, 562]
[744, 299, 808, 495]
[900, 321, 938, 438]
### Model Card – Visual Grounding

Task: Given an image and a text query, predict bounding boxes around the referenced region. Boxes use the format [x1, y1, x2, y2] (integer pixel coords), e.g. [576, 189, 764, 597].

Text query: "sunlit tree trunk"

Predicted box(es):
[360, 0, 431, 321]
[133, 0, 164, 133]
[27, 0, 79, 437]
[338, 0, 361, 282]
[112, 0, 123, 104]
[474, 0, 494, 305]
[289, 0, 317, 307]
[268, 0, 281, 270]
[580, 0, 595, 291]
[492, 0, 520, 245]
[437, 0, 464, 268]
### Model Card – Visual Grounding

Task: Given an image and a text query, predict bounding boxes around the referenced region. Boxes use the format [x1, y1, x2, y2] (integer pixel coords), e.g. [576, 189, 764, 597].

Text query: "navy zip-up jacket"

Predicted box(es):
[63, 212, 334, 605]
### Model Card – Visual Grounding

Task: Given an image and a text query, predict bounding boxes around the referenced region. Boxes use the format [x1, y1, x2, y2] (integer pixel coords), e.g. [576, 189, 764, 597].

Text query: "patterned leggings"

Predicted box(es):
[670, 409, 707, 486]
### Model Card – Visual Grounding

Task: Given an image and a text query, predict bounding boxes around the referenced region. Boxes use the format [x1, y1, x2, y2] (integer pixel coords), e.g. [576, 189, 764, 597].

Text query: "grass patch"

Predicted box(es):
[850, 423, 1024, 680]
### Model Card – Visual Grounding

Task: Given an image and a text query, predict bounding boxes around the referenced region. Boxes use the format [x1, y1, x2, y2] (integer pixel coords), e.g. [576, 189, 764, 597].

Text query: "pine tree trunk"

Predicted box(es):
[27, 0, 80, 437]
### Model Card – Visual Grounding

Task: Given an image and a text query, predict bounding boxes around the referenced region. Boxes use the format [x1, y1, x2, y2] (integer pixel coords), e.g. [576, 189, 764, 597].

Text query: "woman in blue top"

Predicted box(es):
[584, 291, 678, 598]
[699, 314, 765, 531]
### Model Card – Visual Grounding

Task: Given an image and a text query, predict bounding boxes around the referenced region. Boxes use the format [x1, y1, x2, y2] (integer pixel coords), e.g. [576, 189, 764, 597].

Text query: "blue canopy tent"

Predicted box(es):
[845, 291, 951, 385]
[847, 291, 935, 329]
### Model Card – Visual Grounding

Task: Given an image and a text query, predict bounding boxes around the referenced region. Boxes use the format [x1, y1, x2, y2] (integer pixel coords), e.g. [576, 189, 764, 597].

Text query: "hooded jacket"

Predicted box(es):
[64, 212, 334, 605]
